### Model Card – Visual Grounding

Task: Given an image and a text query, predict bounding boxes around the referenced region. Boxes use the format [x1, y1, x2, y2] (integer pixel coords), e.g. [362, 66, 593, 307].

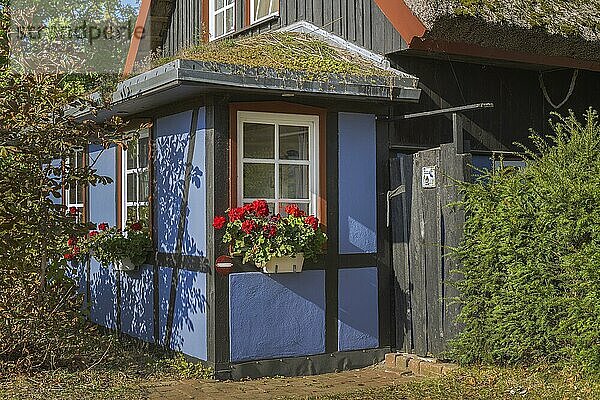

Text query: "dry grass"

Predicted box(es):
[134, 32, 393, 78]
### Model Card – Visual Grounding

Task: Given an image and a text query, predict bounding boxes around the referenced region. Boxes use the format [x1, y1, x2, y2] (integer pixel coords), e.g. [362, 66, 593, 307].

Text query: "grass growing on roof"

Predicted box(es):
[139, 32, 393, 78]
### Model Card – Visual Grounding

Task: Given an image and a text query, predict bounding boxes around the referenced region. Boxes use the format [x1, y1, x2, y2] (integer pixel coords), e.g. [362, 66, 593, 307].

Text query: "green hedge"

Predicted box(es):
[451, 109, 600, 372]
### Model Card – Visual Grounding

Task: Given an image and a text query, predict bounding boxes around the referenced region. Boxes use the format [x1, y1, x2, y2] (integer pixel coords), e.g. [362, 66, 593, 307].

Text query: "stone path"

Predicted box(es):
[145, 365, 418, 399]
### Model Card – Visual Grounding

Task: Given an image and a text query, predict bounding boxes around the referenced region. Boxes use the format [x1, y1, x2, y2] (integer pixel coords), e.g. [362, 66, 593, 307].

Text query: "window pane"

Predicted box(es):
[280, 164, 309, 199]
[139, 170, 149, 201]
[139, 137, 149, 168]
[243, 163, 275, 198]
[215, 12, 224, 37]
[127, 206, 137, 223]
[279, 202, 309, 216]
[69, 183, 77, 204]
[270, 0, 279, 13]
[76, 183, 84, 204]
[138, 205, 149, 224]
[127, 173, 137, 202]
[216, 0, 224, 8]
[225, 6, 235, 33]
[127, 141, 137, 170]
[243, 123, 275, 159]
[255, 0, 271, 19]
[279, 125, 309, 160]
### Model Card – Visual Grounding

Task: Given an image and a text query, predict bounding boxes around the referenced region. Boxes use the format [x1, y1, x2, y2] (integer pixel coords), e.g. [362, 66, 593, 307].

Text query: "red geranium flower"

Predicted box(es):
[67, 237, 77, 246]
[72, 246, 80, 255]
[284, 204, 304, 217]
[241, 220, 256, 234]
[89, 230, 99, 238]
[98, 222, 109, 231]
[213, 216, 227, 229]
[228, 207, 245, 222]
[263, 224, 277, 238]
[64, 253, 74, 261]
[243, 203, 254, 215]
[69, 206, 78, 215]
[304, 216, 319, 231]
[130, 222, 142, 231]
[271, 214, 281, 222]
[252, 200, 270, 217]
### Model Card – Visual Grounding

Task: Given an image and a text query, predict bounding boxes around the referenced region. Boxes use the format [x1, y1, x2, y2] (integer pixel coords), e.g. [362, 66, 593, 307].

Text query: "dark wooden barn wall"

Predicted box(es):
[239, 0, 405, 55]
[163, 0, 203, 56]
[389, 55, 600, 152]
[161, 0, 404, 57]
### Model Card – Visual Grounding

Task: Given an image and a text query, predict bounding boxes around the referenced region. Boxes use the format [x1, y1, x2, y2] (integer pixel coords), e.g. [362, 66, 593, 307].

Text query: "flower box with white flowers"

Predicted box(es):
[213, 200, 327, 274]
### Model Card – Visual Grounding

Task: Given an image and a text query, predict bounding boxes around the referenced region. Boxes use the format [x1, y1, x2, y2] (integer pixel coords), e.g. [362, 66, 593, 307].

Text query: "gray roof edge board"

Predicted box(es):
[114, 58, 420, 104]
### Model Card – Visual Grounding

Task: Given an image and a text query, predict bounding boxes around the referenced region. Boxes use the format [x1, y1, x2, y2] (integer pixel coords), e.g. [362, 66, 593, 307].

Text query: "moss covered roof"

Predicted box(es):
[135, 32, 396, 78]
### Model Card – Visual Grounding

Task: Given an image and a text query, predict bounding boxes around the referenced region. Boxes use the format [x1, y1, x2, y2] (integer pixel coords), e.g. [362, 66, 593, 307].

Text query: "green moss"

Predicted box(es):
[137, 32, 392, 78]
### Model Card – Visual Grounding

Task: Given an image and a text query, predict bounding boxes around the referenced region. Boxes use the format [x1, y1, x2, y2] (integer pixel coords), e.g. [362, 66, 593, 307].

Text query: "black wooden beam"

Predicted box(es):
[205, 95, 232, 379]
[325, 111, 340, 354]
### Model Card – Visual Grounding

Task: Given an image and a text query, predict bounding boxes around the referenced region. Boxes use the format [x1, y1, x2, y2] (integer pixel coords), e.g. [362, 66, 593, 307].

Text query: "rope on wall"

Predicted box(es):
[539, 69, 579, 109]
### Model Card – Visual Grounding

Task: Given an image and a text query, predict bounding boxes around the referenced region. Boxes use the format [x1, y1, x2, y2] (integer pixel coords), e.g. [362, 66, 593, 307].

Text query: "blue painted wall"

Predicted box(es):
[155, 109, 207, 256]
[88, 259, 117, 329]
[338, 267, 379, 351]
[88, 144, 117, 227]
[229, 271, 326, 362]
[120, 265, 154, 342]
[338, 113, 377, 254]
[170, 269, 207, 360]
[157, 266, 173, 346]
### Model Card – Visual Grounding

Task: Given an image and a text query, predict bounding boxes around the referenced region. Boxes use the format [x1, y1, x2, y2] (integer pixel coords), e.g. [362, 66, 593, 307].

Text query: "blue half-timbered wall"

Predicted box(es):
[76, 108, 209, 361]
[336, 112, 380, 354]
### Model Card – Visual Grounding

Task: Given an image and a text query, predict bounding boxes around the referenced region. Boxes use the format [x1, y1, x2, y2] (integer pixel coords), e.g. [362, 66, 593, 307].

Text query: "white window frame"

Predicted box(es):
[121, 131, 150, 228]
[250, 0, 279, 24]
[209, 0, 235, 40]
[237, 111, 319, 216]
[65, 148, 84, 221]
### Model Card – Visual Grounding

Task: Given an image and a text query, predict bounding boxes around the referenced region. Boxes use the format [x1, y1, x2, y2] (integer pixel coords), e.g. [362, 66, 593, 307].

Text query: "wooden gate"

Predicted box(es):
[389, 143, 471, 357]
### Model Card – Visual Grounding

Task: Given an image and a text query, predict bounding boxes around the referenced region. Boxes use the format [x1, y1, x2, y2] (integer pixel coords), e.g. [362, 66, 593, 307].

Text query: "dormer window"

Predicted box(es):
[250, 0, 279, 24]
[210, 0, 235, 40]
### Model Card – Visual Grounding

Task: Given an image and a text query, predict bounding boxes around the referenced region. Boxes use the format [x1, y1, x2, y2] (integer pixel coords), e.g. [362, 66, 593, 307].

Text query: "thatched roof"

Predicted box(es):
[406, 0, 600, 41]
[402, 0, 600, 63]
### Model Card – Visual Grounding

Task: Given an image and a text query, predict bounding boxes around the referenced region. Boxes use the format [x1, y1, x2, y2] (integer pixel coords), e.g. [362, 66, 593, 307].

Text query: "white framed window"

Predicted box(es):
[250, 0, 279, 24]
[122, 129, 150, 227]
[237, 111, 319, 216]
[66, 149, 84, 221]
[209, 0, 235, 40]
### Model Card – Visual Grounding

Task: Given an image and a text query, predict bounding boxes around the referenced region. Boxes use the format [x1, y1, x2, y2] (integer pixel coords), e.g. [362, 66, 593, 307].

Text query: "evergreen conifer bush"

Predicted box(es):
[451, 109, 600, 372]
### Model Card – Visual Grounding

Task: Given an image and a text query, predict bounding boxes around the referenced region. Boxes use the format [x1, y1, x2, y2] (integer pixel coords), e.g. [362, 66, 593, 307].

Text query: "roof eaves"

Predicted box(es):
[112, 59, 421, 105]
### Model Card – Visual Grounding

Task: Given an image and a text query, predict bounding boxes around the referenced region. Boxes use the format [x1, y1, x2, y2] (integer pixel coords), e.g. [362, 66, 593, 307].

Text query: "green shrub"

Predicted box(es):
[451, 109, 600, 372]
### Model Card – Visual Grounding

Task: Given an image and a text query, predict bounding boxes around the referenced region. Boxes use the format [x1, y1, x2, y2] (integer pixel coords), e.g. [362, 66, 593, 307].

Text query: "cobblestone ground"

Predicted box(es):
[145, 365, 416, 399]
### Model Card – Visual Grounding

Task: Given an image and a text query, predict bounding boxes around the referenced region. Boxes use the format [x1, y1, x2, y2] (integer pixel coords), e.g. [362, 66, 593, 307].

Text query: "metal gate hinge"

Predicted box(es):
[386, 184, 405, 227]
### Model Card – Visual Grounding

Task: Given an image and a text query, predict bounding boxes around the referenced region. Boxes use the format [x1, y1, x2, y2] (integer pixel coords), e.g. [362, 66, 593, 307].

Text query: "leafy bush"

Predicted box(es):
[451, 109, 600, 372]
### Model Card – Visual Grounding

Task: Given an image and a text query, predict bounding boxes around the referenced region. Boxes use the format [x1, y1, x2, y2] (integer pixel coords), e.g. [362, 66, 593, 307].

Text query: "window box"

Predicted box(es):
[257, 253, 304, 274]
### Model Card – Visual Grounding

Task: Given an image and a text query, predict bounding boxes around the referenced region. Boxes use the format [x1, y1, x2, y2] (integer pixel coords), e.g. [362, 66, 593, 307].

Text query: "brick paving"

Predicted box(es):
[145, 365, 417, 399]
